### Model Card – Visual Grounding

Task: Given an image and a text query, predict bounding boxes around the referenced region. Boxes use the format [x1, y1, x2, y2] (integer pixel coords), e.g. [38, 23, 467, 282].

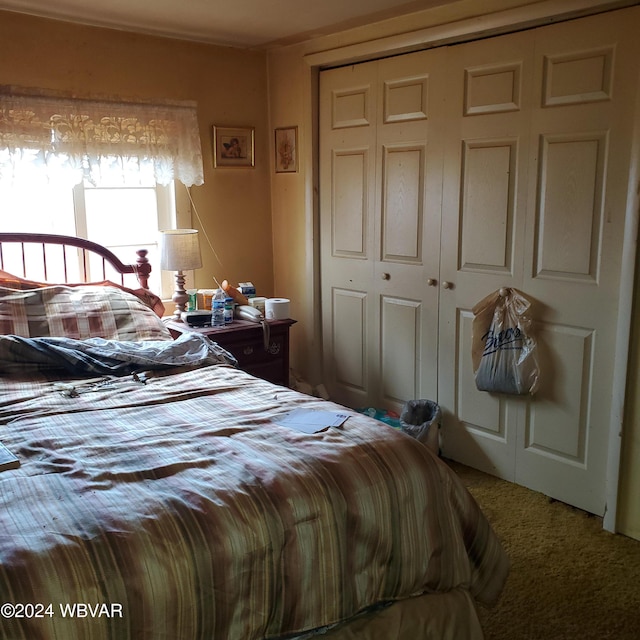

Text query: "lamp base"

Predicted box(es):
[172, 270, 189, 320]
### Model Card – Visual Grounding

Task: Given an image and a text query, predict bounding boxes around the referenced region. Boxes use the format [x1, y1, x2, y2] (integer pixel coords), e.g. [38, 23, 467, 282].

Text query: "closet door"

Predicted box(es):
[437, 30, 535, 481]
[319, 6, 639, 518]
[438, 9, 639, 516]
[319, 60, 378, 410]
[319, 49, 447, 411]
[515, 10, 640, 514]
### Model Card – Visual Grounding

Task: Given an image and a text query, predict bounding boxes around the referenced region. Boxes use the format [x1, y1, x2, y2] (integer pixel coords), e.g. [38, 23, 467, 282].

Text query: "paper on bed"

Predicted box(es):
[0, 442, 20, 472]
[276, 409, 349, 433]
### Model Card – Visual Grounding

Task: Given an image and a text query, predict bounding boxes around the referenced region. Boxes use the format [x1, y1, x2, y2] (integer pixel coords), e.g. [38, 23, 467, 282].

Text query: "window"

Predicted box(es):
[0, 87, 205, 297]
[0, 178, 177, 297]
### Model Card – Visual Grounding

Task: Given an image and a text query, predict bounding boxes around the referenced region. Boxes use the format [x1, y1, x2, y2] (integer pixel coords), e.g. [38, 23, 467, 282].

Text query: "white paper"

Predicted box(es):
[276, 409, 349, 434]
[0, 442, 20, 472]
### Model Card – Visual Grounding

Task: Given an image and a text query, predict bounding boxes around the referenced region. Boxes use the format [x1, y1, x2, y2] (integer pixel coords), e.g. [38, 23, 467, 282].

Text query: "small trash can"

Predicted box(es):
[399, 399, 441, 454]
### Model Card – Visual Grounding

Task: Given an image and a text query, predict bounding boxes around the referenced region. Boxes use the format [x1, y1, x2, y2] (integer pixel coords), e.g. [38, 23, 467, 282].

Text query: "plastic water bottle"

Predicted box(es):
[212, 288, 225, 327]
[224, 297, 234, 324]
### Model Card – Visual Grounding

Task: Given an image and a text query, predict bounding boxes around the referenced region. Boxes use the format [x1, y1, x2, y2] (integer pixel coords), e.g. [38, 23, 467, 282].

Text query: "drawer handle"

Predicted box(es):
[243, 346, 254, 356]
[268, 342, 281, 355]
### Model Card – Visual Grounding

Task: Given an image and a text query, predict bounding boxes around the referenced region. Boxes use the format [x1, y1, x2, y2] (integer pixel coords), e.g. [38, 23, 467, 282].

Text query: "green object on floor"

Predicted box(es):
[356, 407, 401, 429]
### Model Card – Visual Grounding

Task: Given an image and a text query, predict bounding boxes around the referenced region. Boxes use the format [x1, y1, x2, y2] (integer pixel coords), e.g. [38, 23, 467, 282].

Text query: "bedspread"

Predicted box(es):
[0, 362, 508, 640]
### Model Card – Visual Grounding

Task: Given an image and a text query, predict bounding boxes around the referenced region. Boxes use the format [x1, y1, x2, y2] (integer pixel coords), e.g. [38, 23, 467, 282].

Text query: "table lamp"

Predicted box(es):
[159, 229, 202, 320]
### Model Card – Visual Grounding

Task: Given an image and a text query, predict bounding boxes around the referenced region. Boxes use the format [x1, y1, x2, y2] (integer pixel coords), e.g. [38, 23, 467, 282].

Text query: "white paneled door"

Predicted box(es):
[319, 7, 640, 516]
[320, 48, 448, 413]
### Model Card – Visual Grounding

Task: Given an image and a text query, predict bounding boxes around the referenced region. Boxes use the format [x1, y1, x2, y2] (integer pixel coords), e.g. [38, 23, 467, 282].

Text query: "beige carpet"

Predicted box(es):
[447, 460, 640, 640]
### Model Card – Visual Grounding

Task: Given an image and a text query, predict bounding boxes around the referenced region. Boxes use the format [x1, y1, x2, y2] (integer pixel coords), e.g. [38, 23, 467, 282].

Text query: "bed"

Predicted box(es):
[0, 233, 509, 640]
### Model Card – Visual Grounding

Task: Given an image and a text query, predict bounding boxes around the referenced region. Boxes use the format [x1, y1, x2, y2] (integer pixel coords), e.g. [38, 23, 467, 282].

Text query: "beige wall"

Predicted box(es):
[266, 0, 640, 536]
[0, 10, 274, 297]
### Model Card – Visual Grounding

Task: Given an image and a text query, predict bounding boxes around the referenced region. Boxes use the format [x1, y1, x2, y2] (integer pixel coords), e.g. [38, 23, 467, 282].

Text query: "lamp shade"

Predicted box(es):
[159, 229, 202, 271]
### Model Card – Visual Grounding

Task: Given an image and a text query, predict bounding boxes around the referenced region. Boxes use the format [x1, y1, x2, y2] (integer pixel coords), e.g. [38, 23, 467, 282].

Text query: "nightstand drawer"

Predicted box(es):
[165, 318, 296, 387]
[229, 335, 285, 366]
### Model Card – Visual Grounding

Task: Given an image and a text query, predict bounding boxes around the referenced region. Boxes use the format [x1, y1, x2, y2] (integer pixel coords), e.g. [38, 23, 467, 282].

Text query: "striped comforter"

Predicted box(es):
[0, 359, 508, 640]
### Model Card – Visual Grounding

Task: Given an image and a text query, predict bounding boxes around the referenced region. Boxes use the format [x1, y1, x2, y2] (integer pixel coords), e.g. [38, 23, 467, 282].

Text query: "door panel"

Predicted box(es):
[331, 288, 368, 404]
[381, 144, 425, 262]
[321, 49, 446, 411]
[438, 29, 533, 479]
[381, 296, 421, 405]
[332, 150, 369, 257]
[517, 10, 639, 514]
[464, 61, 522, 115]
[542, 47, 614, 107]
[321, 61, 378, 407]
[459, 139, 518, 273]
[332, 85, 373, 128]
[374, 51, 447, 411]
[527, 322, 593, 461]
[382, 73, 429, 123]
[535, 132, 606, 281]
[446, 306, 518, 478]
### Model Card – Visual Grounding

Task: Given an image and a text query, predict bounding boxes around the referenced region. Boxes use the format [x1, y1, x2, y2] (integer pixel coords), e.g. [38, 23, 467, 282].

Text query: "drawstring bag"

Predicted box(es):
[471, 288, 540, 395]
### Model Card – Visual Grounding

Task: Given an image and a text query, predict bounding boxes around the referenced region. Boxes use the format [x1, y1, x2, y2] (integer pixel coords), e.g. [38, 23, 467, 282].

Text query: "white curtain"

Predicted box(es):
[0, 88, 204, 187]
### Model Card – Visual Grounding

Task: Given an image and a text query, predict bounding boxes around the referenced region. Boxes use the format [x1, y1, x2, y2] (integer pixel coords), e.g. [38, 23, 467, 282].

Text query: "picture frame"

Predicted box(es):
[274, 126, 298, 173]
[212, 126, 255, 168]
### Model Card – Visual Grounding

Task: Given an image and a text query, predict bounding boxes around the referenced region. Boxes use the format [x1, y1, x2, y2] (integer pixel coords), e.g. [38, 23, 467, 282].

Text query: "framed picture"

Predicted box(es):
[274, 126, 298, 173]
[212, 126, 255, 168]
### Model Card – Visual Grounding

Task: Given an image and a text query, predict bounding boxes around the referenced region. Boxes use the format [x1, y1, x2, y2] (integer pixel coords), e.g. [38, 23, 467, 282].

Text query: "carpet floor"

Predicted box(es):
[447, 460, 640, 640]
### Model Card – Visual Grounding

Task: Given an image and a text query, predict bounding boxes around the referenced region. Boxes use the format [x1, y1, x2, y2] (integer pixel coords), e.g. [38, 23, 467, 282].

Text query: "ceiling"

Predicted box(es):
[0, 0, 457, 48]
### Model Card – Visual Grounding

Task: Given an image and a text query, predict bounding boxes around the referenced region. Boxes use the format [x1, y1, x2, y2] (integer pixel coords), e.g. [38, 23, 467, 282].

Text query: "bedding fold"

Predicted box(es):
[0, 332, 237, 375]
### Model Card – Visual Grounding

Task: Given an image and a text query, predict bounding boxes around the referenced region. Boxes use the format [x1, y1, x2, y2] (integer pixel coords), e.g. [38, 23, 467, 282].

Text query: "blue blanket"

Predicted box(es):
[0, 333, 237, 376]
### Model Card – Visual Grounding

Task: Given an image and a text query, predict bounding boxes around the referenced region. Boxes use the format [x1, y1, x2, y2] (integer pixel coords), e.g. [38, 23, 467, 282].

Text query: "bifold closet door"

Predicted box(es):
[438, 9, 640, 516]
[437, 29, 535, 482]
[319, 49, 447, 412]
[515, 10, 640, 515]
[320, 5, 640, 517]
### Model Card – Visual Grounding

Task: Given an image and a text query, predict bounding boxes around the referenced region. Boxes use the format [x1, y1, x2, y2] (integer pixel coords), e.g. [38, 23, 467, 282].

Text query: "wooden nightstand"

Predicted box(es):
[165, 318, 296, 387]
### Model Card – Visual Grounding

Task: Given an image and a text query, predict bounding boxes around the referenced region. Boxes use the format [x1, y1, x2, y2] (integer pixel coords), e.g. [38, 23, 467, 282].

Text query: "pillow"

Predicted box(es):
[0, 269, 166, 318]
[0, 285, 172, 342]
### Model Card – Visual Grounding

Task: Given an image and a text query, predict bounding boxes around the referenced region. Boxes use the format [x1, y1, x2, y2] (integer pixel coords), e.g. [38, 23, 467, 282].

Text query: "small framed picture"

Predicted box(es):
[274, 126, 298, 173]
[212, 126, 255, 168]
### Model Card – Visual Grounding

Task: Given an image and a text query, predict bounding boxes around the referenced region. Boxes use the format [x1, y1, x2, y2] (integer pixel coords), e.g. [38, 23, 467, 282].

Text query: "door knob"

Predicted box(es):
[442, 281, 453, 290]
[427, 278, 437, 286]
[381, 272, 390, 280]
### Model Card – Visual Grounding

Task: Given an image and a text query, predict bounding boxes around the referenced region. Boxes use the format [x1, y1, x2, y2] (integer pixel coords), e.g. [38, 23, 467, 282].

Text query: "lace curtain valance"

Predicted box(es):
[0, 89, 204, 187]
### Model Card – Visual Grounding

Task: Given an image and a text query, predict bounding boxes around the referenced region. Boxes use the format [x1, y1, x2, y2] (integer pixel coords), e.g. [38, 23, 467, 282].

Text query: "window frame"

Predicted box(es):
[0, 179, 191, 302]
